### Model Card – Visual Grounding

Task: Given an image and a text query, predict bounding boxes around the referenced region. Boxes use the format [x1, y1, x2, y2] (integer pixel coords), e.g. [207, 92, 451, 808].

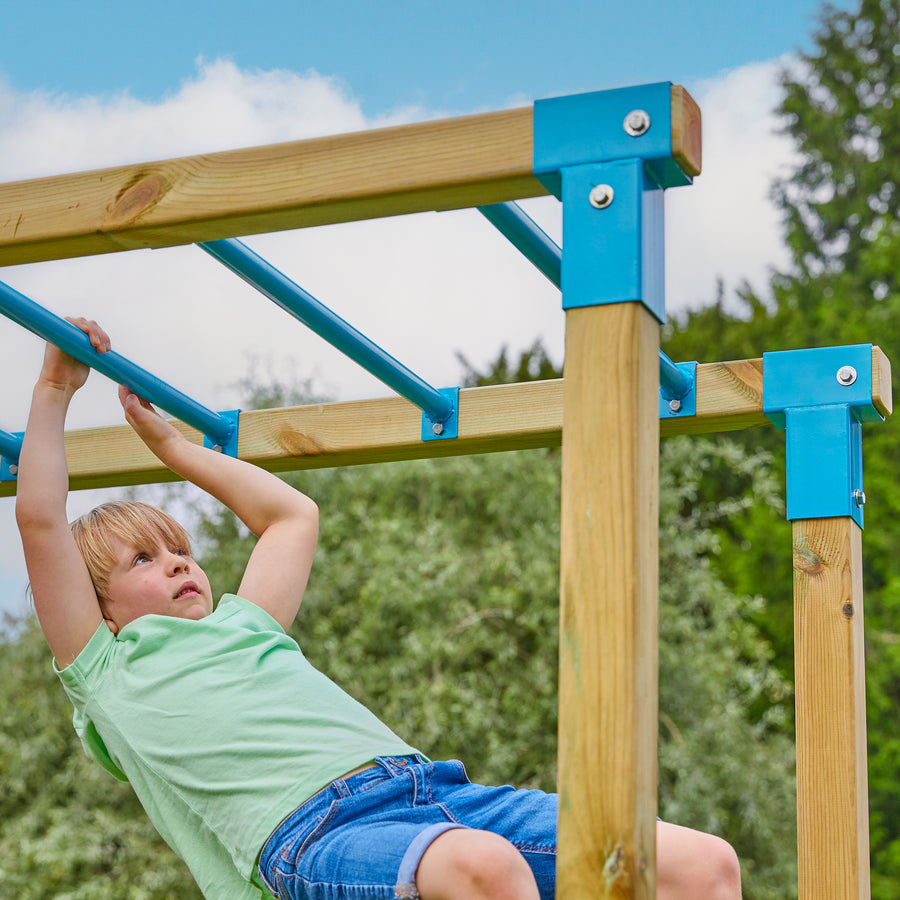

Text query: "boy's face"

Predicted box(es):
[102, 534, 213, 634]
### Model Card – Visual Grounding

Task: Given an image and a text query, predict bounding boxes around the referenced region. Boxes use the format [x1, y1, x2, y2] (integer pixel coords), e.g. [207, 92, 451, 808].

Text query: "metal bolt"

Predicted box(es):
[8, 464, 18, 475]
[836, 365, 858, 386]
[854, 489, 867, 508]
[432, 422, 444, 436]
[668, 398, 682, 413]
[213, 444, 224, 453]
[623, 109, 651, 136]
[589, 184, 615, 209]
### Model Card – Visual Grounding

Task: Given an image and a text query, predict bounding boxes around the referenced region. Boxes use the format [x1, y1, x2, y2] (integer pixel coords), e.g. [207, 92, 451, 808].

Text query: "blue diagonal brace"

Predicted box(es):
[764, 344, 882, 527]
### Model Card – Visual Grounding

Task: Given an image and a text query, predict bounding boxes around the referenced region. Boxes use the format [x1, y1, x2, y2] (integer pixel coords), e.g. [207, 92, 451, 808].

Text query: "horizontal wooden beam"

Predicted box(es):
[0, 107, 543, 266]
[1, 348, 887, 496]
[0, 357, 765, 496]
[0, 85, 701, 267]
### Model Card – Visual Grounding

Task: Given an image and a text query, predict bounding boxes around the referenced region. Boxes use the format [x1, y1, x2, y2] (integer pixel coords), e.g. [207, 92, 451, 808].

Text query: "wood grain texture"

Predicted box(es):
[557, 304, 660, 899]
[0, 380, 566, 497]
[793, 517, 871, 900]
[2, 347, 888, 495]
[670, 85, 702, 177]
[872, 345, 892, 417]
[0, 107, 543, 265]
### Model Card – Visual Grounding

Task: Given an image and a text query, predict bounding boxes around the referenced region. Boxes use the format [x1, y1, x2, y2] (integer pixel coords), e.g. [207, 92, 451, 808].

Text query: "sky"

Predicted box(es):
[0, 0, 849, 619]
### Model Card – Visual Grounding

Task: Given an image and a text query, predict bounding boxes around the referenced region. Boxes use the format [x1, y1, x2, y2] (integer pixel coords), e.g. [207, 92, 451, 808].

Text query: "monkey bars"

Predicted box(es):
[0, 79, 889, 900]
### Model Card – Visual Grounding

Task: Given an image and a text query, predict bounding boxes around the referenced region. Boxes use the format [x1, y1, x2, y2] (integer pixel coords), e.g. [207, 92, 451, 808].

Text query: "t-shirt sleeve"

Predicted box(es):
[54, 622, 129, 781]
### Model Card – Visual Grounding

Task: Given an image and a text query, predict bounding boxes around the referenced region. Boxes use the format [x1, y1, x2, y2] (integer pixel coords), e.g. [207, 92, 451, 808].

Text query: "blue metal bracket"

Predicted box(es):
[659, 360, 697, 419]
[763, 345, 882, 527]
[421, 387, 459, 442]
[557, 159, 665, 321]
[533, 83, 694, 324]
[203, 409, 240, 458]
[0, 430, 23, 481]
[533, 82, 693, 198]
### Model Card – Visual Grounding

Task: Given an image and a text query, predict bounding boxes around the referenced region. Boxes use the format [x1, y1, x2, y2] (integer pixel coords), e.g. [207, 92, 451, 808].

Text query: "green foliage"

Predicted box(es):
[662, 2, 900, 895]
[2, 434, 794, 898]
[0, 619, 201, 899]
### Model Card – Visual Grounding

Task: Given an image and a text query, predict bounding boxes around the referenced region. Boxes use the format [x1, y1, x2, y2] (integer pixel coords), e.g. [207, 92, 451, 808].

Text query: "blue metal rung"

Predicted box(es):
[0, 429, 23, 481]
[477, 203, 561, 287]
[199, 238, 458, 437]
[0, 280, 237, 452]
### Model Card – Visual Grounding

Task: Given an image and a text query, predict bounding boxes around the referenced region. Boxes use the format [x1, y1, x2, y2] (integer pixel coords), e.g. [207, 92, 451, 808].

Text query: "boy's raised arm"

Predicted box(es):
[120, 387, 318, 632]
[16, 320, 107, 667]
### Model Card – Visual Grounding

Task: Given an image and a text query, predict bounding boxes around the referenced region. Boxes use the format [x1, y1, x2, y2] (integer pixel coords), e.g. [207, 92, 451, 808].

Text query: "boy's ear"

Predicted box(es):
[103, 615, 119, 635]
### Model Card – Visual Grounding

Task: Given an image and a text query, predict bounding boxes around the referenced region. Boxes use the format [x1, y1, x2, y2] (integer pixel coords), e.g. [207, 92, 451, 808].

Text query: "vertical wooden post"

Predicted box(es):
[557, 301, 660, 899]
[794, 516, 871, 899]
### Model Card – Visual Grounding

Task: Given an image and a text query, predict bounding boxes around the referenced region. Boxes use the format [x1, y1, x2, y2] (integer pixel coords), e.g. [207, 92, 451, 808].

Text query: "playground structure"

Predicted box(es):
[0, 81, 890, 898]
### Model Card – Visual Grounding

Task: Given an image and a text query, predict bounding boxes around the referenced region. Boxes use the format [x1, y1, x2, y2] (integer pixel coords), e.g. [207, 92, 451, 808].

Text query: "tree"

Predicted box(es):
[662, 2, 900, 895]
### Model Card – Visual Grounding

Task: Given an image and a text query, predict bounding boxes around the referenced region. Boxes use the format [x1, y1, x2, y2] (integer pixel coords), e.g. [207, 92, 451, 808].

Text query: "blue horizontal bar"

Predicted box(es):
[0, 280, 235, 447]
[199, 238, 454, 424]
[0, 428, 22, 462]
[477, 202, 561, 287]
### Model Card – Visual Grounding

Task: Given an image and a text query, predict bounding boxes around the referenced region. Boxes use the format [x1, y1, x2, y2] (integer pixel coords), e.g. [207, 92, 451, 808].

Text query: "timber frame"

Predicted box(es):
[0, 82, 890, 899]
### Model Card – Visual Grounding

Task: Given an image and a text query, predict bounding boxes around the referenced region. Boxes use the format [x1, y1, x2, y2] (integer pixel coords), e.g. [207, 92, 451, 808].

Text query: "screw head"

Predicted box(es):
[432, 422, 444, 436]
[854, 489, 867, 508]
[213, 444, 224, 453]
[623, 109, 651, 136]
[8, 463, 18, 475]
[836, 365, 858, 386]
[668, 398, 682, 413]
[589, 184, 615, 209]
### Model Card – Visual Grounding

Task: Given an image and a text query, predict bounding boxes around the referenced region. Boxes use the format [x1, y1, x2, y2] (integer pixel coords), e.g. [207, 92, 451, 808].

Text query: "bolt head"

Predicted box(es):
[623, 109, 651, 136]
[8, 464, 18, 475]
[589, 184, 615, 209]
[668, 398, 682, 413]
[432, 422, 444, 436]
[213, 444, 224, 453]
[854, 489, 867, 508]
[836, 365, 858, 386]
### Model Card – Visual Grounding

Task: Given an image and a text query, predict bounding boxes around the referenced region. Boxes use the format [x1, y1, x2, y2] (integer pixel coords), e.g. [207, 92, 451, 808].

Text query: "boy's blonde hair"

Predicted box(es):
[70, 501, 192, 604]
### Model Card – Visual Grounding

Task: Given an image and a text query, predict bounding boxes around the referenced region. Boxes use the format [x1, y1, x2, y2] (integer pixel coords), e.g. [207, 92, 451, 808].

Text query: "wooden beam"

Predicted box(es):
[793, 517, 871, 899]
[0, 347, 885, 495]
[0, 84, 701, 267]
[557, 303, 660, 899]
[0, 380, 565, 497]
[0, 107, 543, 266]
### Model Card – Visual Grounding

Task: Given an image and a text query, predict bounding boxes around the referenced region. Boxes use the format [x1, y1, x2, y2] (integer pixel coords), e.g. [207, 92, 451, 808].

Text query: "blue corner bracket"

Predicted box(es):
[421, 387, 459, 442]
[659, 359, 697, 419]
[533, 82, 693, 197]
[763, 344, 882, 527]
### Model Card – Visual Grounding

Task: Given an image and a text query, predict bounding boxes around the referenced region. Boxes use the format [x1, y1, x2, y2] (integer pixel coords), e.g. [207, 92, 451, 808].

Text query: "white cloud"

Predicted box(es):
[0, 57, 797, 616]
[665, 59, 799, 314]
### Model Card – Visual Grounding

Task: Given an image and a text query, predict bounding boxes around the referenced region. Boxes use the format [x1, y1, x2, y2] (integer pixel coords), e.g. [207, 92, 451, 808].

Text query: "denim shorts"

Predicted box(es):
[257, 755, 557, 900]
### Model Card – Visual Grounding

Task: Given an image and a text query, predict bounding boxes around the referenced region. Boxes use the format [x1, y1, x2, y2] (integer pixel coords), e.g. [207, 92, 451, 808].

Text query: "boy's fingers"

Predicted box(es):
[63, 315, 111, 353]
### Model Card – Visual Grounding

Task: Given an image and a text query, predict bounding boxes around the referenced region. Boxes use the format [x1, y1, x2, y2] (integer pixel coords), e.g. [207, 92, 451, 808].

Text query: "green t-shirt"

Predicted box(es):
[55, 594, 418, 899]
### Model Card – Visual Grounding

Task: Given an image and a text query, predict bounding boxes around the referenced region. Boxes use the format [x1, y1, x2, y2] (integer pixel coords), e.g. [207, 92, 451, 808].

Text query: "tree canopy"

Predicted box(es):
[663, 1, 900, 895]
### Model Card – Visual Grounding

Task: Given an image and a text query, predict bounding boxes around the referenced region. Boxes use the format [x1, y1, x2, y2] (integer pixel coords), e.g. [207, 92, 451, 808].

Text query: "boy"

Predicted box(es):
[16, 318, 742, 899]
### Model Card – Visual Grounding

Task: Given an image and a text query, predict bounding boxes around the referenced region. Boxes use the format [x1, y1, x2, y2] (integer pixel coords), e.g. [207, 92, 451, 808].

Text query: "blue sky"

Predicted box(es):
[4, 0, 839, 115]
[0, 0, 853, 618]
